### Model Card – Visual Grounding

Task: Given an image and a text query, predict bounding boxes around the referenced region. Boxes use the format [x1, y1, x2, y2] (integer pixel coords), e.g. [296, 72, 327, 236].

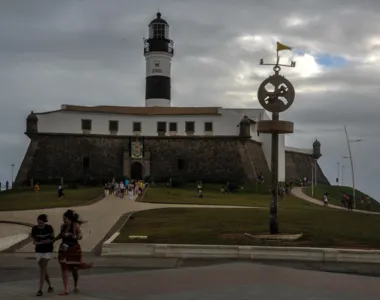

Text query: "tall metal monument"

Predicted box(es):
[257, 42, 296, 234]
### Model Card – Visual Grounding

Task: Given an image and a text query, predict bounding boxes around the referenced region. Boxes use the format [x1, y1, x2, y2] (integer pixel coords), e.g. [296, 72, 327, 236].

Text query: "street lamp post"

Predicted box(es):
[336, 162, 340, 185]
[343, 125, 361, 209]
[11, 164, 15, 186]
[311, 163, 314, 197]
[341, 165, 345, 186]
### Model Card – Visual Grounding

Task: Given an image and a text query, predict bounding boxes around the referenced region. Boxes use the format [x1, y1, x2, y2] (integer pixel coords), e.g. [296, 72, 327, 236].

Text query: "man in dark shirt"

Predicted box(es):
[31, 214, 54, 296]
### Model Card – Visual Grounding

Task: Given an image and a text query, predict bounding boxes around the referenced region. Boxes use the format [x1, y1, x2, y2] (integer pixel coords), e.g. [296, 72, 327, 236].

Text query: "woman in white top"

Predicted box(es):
[323, 193, 329, 207]
[31, 214, 54, 296]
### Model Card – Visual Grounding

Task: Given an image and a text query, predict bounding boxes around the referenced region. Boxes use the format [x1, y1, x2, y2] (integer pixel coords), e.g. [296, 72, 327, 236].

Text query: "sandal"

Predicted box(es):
[47, 286, 54, 293]
[36, 290, 43, 296]
[73, 288, 79, 293]
[58, 291, 69, 296]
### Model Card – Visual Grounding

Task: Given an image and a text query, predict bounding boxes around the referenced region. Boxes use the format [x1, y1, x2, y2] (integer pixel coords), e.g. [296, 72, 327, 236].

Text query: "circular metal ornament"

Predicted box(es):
[273, 65, 281, 73]
[257, 74, 295, 113]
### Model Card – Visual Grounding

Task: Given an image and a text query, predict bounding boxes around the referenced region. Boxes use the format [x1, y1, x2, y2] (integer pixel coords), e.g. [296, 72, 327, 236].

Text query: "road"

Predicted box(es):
[1, 254, 380, 299]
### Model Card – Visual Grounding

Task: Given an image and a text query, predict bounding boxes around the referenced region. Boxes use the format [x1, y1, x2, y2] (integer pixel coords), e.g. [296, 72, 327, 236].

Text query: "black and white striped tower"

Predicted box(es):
[144, 12, 174, 107]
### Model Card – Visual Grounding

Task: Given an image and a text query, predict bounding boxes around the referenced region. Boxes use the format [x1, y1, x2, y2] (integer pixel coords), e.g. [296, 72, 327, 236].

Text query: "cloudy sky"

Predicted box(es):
[1, 0, 379, 198]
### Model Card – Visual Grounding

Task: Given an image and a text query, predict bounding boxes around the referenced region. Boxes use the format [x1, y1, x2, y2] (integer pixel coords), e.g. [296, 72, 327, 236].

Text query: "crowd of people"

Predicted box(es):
[340, 193, 371, 210]
[31, 210, 92, 296]
[104, 178, 146, 200]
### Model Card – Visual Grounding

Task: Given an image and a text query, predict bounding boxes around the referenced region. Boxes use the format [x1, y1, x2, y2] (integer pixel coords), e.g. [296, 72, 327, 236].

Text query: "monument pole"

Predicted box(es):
[257, 42, 296, 234]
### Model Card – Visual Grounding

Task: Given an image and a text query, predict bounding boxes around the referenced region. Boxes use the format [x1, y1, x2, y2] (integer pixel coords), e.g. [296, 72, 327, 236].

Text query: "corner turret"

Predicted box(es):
[26, 111, 38, 137]
[312, 139, 322, 159]
[239, 116, 251, 137]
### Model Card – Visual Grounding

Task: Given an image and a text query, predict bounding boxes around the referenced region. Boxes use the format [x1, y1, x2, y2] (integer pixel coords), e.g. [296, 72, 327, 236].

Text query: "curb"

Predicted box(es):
[0, 221, 33, 253]
[102, 243, 380, 264]
[0, 220, 34, 227]
[92, 211, 134, 256]
[104, 212, 134, 244]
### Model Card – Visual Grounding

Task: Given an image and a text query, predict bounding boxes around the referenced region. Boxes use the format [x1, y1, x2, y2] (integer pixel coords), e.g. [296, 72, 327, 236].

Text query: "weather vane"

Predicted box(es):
[257, 41, 296, 113]
[259, 42, 296, 70]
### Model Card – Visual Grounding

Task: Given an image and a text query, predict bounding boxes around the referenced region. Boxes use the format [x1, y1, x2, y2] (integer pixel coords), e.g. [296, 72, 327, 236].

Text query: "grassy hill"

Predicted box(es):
[305, 185, 380, 212]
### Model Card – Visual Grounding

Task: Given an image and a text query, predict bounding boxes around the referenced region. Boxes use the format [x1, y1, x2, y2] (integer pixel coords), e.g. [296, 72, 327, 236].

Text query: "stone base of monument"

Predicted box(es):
[257, 120, 294, 134]
[244, 233, 303, 241]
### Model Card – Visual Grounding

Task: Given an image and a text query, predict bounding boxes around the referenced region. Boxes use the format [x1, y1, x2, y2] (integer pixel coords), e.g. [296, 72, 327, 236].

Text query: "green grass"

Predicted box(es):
[142, 185, 311, 209]
[305, 185, 380, 212]
[116, 205, 380, 249]
[0, 185, 103, 211]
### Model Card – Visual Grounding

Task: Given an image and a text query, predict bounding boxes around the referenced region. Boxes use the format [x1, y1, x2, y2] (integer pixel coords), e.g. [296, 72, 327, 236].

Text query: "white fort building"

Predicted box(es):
[19, 13, 327, 185]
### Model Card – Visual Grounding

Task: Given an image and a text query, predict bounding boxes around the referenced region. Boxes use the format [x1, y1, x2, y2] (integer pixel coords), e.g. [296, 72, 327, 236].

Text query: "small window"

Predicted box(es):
[169, 122, 177, 132]
[153, 23, 166, 39]
[133, 122, 141, 132]
[81, 119, 92, 130]
[157, 122, 167, 132]
[204, 122, 213, 132]
[178, 159, 185, 170]
[109, 120, 118, 132]
[82, 157, 90, 169]
[185, 121, 195, 132]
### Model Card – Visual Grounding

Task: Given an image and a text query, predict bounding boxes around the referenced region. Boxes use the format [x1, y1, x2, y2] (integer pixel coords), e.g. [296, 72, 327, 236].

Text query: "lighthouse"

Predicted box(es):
[144, 12, 174, 107]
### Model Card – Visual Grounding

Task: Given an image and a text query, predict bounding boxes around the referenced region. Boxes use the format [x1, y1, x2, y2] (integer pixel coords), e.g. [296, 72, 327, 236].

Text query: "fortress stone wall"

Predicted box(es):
[15, 134, 329, 185]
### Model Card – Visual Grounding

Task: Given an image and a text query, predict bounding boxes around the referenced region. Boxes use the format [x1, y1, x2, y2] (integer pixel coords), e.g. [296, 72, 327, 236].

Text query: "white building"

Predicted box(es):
[24, 12, 316, 183]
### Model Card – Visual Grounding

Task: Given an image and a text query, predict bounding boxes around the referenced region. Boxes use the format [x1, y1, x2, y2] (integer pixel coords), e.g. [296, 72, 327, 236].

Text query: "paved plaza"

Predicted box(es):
[1, 261, 380, 299]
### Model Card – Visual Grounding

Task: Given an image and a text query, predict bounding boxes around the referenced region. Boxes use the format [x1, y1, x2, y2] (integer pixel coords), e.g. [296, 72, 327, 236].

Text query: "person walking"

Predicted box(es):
[104, 182, 109, 198]
[31, 214, 54, 296]
[119, 181, 125, 198]
[323, 192, 329, 207]
[58, 184, 64, 198]
[53, 209, 92, 295]
[347, 195, 354, 210]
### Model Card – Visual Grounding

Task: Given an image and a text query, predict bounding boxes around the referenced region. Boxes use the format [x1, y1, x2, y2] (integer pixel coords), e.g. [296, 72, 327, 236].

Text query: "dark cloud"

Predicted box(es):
[0, 0, 379, 198]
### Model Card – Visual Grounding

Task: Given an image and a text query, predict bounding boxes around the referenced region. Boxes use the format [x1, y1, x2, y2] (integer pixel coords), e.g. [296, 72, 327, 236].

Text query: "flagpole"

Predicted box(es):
[276, 50, 279, 66]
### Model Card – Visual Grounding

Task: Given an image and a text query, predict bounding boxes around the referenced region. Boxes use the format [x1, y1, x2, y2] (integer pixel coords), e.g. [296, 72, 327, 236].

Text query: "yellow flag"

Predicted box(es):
[276, 41, 292, 52]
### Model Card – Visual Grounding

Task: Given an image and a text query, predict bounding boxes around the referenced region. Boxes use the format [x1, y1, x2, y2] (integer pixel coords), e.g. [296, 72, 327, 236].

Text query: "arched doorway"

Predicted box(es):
[130, 162, 143, 180]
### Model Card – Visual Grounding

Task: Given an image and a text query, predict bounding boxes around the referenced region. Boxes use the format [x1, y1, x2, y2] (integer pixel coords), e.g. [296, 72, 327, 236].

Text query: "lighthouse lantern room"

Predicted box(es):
[144, 12, 174, 107]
